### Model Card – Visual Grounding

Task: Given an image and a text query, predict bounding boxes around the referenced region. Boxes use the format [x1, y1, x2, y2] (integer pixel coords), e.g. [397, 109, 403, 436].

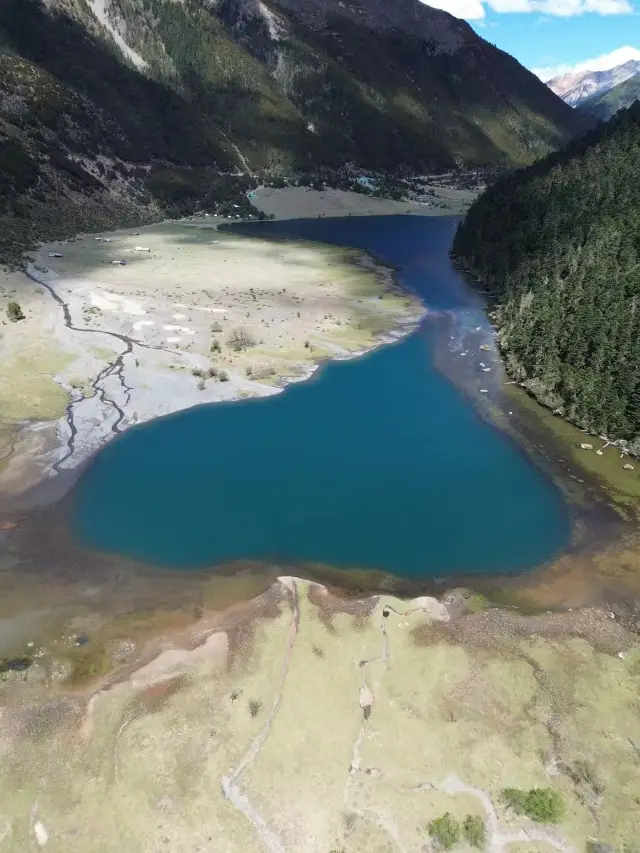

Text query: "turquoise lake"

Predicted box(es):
[70, 216, 571, 577]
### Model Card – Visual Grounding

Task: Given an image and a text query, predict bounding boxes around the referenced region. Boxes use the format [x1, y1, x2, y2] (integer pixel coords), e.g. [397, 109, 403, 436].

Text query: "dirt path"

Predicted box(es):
[221, 578, 300, 852]
[436, 775, 578, 853]
[344, 603, 578, 853]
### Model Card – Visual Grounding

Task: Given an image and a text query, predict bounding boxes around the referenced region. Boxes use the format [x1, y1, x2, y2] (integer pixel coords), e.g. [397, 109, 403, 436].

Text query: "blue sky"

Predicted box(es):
[422, 0, 640, 80]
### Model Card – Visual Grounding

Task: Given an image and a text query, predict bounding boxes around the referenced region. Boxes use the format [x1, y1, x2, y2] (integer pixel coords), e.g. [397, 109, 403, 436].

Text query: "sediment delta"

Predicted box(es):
[0, 201, 425, 504]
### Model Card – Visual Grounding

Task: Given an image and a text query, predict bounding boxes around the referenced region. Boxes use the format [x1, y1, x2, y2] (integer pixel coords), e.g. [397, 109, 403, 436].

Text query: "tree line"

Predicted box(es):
[452, 102, 640, 449]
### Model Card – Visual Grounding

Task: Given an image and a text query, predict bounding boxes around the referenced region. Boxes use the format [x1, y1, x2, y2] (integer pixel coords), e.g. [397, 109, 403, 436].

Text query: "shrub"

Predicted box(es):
[228, 327, 255, 352]
[428, 813, 460, 851]
[502, 788, 527, 813]
[249, 363, 277, 380]
[211, 322, 223, 333]
[501, 788, 564, 824]
[210, 338, 221, 353]
[7, 300, 25, 322]
[462, 815, 485, 848]
[218, 369, 229, 382]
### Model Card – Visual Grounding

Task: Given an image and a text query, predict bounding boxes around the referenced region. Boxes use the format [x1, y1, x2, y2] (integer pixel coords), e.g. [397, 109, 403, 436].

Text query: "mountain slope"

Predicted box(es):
[547, 59, 640, 107]
[0, 0, 246, 264]
[108, 0, 590, 169]
[2, 0, 590, 172]
[452, 103, 640, 448]
[0, 0, 591, 263]
[579, 73, 640, 120]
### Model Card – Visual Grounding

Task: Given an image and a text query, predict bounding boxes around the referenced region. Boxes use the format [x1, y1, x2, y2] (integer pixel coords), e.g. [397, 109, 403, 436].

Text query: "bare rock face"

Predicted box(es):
[209, 0, 287, 39]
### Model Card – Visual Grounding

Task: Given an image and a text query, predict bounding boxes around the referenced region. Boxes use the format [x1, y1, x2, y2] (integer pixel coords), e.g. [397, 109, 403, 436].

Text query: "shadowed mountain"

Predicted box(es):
[107, 0, 591, 170]
[0, 0, 592, 263]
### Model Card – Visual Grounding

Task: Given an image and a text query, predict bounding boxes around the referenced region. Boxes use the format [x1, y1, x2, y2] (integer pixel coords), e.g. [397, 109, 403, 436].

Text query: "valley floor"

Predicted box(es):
[249, 183, 476, 219]
[0, 196, 427, 505]
[0, 187, 639, 853]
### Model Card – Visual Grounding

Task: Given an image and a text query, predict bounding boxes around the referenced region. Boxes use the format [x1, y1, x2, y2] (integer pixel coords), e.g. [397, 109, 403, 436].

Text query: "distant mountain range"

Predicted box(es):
[579, 73, 640, 121]
[0, 0, 591, 263]
[547, 59, 640, 117]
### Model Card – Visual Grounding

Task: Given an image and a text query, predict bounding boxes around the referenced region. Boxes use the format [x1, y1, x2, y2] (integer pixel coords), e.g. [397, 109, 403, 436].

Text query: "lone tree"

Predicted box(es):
[7, 301, 25, 322]
[227, 326, 255, 352]
[428, 813, 460, 851]
[501, 788, 565, 824]
[463, 815, 486, 849]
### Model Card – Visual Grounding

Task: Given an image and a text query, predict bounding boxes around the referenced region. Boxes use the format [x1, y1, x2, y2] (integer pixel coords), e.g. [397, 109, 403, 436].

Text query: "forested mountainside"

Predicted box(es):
[0, 0, 590, 264]
[452, 103, 640, 449]
[579, 73, 640, 121]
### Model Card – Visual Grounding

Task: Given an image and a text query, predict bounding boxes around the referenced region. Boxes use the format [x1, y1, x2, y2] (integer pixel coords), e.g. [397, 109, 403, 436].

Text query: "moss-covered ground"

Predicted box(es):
[0, 581, 636, 852]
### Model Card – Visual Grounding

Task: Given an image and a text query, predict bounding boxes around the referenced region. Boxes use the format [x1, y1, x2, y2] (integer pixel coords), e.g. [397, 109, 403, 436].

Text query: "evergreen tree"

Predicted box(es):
[452, 102, 640, 448]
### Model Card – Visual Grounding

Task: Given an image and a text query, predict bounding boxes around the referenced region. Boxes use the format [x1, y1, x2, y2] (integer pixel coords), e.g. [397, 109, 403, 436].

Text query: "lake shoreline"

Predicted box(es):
[2, 182, 475, 509]
[0, 205, 425, 513]
[1, 203, 639, 629]
[429, 309, 627, 531]
[451, 260, 640, 468]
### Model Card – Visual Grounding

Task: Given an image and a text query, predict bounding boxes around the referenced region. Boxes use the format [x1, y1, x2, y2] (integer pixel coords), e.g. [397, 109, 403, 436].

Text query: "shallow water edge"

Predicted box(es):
[1, 216, 639, 629]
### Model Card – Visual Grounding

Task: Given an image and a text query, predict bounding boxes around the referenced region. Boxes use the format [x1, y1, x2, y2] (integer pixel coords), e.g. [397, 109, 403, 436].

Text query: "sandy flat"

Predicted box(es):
[0, 186, 473, 502]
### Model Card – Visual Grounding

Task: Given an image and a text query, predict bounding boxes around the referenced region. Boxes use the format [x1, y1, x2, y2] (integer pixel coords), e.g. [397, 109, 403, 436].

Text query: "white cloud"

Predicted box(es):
[423, 0, 486, 17]
[532, 44, 640, 80]
[420, 0, 633, 19]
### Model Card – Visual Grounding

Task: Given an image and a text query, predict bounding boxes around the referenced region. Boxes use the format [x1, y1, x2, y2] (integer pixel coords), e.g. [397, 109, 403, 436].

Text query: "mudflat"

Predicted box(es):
[0, 185, 475, 502]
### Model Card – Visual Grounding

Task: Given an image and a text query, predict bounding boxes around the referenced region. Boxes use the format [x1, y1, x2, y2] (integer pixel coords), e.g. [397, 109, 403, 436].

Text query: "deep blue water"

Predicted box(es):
[70, 216, 571, 577]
